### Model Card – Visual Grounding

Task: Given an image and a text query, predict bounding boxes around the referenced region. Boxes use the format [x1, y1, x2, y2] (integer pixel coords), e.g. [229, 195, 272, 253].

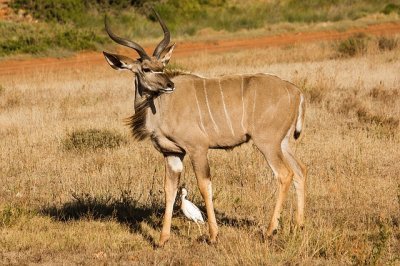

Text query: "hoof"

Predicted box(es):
[196, 234, 218, 245]
[208, 238, 218, 245]
[256, 227, 278, 243]
[270, 229, 278, 236]
[208, 234, 218, 245]
[258, 229, 277, 243]
[266, 226, 278, 237]
[158, 234, 170, 248]
[196, 234, 208, 243]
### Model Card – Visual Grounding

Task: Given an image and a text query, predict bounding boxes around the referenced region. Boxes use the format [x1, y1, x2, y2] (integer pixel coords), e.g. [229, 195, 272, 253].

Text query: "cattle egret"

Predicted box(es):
[180, 188, 204, 235]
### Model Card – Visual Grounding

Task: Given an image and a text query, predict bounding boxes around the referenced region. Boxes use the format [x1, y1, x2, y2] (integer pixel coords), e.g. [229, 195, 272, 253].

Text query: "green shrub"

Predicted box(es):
[63, 129, 127, 151]
[12, 0, 85, 23]
[378, 36, 398, 51]
[382, 3, 400, 15]
[11, 0, 145, 23]
[0, 21, 107, 56]
[54, 28, 106, 50]
[337, 34, 368, 57]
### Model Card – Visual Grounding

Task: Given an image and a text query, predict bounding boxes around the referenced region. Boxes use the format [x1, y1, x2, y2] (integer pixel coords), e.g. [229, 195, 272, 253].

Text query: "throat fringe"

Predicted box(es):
[125, 100, 150, 141]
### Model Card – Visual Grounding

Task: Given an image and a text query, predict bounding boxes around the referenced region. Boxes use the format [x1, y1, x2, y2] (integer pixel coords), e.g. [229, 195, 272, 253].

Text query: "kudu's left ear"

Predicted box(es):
[103, 51, 136, 71]
[160, 43, 175, 66]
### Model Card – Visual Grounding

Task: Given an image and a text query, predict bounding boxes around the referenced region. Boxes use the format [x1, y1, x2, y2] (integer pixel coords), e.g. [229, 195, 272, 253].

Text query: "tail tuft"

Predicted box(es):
[294, 130, 301, 140]
[294, 93, 305, 140]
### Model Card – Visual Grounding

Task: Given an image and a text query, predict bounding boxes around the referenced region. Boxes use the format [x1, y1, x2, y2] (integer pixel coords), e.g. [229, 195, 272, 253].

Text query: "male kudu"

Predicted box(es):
[103, 11, 307, 246]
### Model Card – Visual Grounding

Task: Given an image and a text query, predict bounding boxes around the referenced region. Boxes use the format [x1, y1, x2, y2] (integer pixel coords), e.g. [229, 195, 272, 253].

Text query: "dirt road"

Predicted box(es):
[1, 22, 399, 75]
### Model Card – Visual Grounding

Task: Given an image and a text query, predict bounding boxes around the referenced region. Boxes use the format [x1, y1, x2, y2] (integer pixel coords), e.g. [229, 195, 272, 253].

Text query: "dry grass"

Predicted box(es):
[0, 36, 399, 264]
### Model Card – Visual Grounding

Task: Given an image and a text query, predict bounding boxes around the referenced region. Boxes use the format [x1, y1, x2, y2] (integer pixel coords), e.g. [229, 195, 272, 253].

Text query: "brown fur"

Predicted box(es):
[103, 15, 306, 246]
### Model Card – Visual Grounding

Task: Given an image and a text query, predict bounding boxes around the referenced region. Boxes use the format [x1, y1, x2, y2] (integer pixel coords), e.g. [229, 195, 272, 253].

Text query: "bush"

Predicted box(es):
[11, 0, 145, 23]
[54, 28, 106, 50]
[382, 3, 400, 15]
[337, 34, 368, 57]
[0, 21, 107, 56]
[11, 0, 85, 23]
[378, 36, 398, 51]
[63, 129, 127, 151]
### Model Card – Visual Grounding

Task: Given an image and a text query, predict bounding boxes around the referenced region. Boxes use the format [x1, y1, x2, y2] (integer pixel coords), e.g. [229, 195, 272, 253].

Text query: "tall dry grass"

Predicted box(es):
[0, 36, 399, 264]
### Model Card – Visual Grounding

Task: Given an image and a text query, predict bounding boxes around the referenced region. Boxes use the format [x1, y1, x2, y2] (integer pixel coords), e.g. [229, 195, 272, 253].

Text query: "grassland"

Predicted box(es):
[1, 0, 399, 57]
[0, 35, 399, 264]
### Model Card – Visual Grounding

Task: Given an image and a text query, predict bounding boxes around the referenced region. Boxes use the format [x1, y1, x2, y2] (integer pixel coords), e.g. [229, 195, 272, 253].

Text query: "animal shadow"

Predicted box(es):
[40, 193, 257, 247]
[214, 209, 257, 228]
[40, 192, 163, 248]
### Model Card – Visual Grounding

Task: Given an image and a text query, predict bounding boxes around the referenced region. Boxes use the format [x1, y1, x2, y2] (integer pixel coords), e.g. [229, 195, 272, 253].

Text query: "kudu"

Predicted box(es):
[103, 11, 307, 246]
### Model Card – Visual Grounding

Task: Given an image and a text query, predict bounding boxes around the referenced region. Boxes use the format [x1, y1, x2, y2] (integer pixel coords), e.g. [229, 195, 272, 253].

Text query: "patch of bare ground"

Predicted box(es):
[0, 32, 399, 264]
[0, 22, 400, 75]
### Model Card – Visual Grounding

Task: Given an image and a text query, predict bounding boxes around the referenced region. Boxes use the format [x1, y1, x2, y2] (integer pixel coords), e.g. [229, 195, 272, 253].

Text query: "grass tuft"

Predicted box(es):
[378, 36, 398, 51]
[336, 33, 368, 57]
[356, 107, 399, 130]
[63, 129, 127, 151]
[352, 219, 392, 264]
[329, 84, 399, 138]
[294, 75, 329, 104]
[369, 86, 399, 103]
[0, 205, 24, 227]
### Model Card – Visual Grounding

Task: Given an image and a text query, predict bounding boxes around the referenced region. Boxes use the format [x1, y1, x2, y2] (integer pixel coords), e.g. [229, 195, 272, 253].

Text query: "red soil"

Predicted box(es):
[1, 22, 399, 76]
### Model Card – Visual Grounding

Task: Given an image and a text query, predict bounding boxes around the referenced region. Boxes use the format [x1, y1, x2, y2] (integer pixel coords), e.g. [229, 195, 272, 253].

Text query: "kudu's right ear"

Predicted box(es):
[160, 43, 175, 66]
[103, 51, 136, 71]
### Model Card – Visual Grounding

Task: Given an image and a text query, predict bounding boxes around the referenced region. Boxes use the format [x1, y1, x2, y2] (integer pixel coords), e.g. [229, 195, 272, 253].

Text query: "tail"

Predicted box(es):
[294, 93, 306, 140]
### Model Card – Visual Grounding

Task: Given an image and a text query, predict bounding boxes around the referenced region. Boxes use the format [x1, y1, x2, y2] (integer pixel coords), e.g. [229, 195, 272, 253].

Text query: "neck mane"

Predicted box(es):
[125, 76, 152, 141]
[125, 99, 150, 141]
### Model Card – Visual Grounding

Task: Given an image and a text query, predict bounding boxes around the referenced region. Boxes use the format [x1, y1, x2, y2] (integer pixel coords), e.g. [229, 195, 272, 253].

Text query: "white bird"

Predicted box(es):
[180, 188, 204, 235]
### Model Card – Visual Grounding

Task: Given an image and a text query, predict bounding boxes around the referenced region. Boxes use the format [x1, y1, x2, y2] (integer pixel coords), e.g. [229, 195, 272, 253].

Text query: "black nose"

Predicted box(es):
[167, 82, 174, 89]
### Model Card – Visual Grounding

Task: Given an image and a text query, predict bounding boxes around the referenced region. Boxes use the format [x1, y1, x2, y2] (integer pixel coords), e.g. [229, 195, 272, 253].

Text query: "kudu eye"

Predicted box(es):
[143, 67, 151, 73]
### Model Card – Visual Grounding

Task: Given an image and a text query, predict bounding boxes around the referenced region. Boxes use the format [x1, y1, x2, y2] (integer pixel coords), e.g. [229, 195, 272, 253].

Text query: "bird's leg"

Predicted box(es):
[195, 221, 202, 235]
[159, 154, 184, 247]
[188, 221, 191, 236]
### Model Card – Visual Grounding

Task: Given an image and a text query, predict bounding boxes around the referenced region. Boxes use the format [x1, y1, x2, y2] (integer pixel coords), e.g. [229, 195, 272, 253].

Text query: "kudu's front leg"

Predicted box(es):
[190, 151, 218, 243]
[159, 154, 183, 246]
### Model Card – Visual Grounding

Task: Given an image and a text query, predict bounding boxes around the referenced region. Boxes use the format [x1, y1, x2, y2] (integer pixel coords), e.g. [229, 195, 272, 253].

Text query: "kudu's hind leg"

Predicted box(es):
[159, 154, 184, 246]
[254, 141, 294, 236]
[190, 150, 218, 243]
[281, 136, 307, 228]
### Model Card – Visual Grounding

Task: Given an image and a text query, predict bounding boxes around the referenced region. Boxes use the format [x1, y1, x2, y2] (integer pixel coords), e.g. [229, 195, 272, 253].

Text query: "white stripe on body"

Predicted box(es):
[193, 83, 207, 135]
[218, 80, 235, 136]
[284, 85, 291, 106]
[203, 79, 220, 133]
